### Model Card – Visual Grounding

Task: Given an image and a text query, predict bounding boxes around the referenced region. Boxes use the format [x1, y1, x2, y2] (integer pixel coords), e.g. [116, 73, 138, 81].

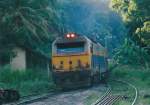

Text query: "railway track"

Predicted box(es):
[92, 88, 122, 105]
[98, 95, 122, 105]
[5, 80, 138, 105]
[113, 80, 138, 105]
[92, 79, 138, 105]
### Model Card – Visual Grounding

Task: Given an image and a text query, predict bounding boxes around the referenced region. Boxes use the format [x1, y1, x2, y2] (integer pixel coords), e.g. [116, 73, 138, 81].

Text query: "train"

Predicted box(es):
[52, 33, 108, 88]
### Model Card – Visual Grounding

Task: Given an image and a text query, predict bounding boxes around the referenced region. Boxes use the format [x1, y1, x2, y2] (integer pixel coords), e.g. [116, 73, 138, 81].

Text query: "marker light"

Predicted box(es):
[66, 33, 76, 38]
[66, 34, 70, 38]
[71, 34, 75, 38]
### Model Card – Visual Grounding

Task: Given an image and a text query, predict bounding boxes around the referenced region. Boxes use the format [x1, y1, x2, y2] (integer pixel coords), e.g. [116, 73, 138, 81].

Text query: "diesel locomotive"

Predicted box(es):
[52, 33, 108, 88]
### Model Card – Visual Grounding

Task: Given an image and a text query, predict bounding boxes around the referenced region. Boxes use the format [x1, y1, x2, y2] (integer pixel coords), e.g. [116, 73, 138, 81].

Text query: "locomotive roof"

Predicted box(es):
[54, 35, 104, 49]
[54, 36, 87, 44]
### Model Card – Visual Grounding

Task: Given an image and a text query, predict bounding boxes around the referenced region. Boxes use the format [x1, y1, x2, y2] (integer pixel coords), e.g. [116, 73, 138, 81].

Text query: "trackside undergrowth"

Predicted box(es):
[0, 66, 57, 97]
[110, 65, 150, 105]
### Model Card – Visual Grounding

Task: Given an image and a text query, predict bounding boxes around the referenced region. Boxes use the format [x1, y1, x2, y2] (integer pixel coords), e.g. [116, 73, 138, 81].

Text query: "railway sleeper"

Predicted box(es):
[98, 95, 122, 105]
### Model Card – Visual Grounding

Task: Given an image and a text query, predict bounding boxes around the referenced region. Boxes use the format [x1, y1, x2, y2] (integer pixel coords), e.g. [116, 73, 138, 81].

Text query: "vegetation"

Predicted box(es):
[58, 0, 126, 55]
[0, 0, 60, 62]
[111, 65, 150, 105]
[110, 0, 150, 65]
[111, 0, 150, 47]
[0, 66, 56, 96]
[84, 93, 100, 105]
[113, 39, 150, 65]
[110, 1, 150, 104]
[0, 0, 128, 61]
[0, 0, 149, 103]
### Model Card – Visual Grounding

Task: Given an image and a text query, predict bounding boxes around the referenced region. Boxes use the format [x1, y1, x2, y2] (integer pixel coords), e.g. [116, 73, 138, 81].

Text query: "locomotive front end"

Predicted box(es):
[52, 33, 92, 88]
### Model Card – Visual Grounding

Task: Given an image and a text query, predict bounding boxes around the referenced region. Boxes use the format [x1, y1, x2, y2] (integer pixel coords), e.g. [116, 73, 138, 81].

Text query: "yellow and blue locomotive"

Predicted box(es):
[52, 33, 108, 88]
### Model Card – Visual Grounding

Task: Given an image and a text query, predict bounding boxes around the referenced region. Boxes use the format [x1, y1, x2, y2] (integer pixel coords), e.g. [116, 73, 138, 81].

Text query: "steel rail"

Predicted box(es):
[92, 79, 138, 105]
[113, 80, 138, 105]
[91, 86, 111, 105]
[106, 95, 121, 105]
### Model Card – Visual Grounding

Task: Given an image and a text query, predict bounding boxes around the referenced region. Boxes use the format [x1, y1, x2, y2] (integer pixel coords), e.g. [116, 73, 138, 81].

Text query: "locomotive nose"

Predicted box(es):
[52, 54, 91, 71]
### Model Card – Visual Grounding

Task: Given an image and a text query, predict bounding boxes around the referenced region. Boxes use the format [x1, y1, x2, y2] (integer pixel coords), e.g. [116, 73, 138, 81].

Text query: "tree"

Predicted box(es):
[136, 21, 150, 45]
[111, 0, 150, 47]
[58, 0, 126, 55]
[0, 0, 60, 63]
[111, 0, 150, 65]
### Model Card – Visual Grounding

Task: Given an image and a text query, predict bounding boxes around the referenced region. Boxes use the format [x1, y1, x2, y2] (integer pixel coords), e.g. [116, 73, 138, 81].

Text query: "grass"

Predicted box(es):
[0, 65, 57, 97]
[110, 65, 150, 105]
[84, 93, 100, 105]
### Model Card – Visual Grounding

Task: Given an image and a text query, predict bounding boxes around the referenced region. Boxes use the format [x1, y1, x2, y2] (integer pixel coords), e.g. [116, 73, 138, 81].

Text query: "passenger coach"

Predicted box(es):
[52, 33, 108, 88]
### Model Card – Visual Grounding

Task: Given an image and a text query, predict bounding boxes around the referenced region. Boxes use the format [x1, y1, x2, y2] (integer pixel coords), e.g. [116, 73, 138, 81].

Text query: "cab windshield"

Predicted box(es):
[57, 42, 85, 54]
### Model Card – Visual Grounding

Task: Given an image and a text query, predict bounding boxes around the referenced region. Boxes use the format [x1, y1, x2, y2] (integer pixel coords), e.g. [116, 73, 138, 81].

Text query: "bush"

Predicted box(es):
[113, 39, 150, 66]
[0, 66, 56, 96]
[111, 65, 150, 88]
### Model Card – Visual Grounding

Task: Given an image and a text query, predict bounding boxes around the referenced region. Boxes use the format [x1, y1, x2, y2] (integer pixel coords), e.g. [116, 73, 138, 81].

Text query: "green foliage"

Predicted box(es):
[59, 0, 126, 55]
[0, 66, 56, 96]
[111, 65, 150, 86]
[111, 65, 150, 105]
[111, 0, 150, 64]
[0, 0, 60, 61]
[113, 39, 150, 65]
[0, 68, 44, 83]
[111, 0, 150, 47]
[136, 21, 150, 45]
[0, 0, 56, 40]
